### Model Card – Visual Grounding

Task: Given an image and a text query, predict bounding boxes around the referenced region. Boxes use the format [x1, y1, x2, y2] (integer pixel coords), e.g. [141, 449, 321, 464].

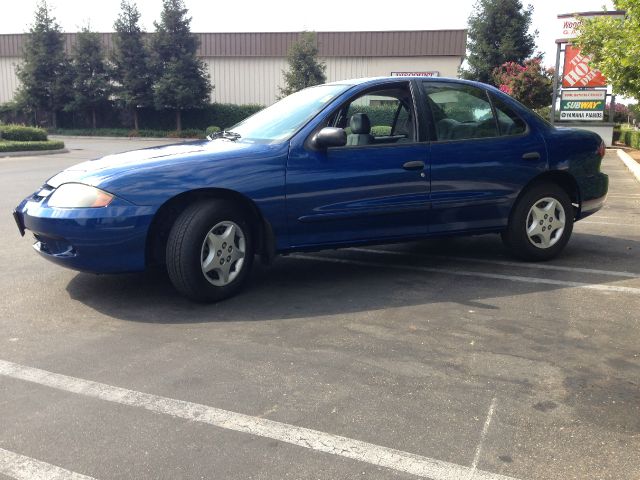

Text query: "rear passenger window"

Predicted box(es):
[423, 82, 498, 141]
[491, 96, 527, 136]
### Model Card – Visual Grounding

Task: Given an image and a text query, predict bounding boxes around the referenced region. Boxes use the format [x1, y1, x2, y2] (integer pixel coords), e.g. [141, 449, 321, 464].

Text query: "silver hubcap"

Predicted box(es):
[200, 221, 246, 286]
[526, 197, 566, 249]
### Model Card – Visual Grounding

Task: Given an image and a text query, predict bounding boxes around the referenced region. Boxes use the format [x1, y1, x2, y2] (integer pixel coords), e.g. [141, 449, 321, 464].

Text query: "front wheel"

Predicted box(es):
[501, 183, 574, 261]
[166, 200, 254, 302]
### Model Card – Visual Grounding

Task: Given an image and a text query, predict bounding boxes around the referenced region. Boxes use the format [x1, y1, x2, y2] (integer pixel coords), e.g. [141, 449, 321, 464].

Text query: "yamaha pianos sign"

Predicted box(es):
[559, 90, 606, 121]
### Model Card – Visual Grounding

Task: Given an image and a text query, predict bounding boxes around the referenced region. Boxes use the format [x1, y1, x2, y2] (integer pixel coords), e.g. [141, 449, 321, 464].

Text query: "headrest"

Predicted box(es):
[350, 113, 371, 134]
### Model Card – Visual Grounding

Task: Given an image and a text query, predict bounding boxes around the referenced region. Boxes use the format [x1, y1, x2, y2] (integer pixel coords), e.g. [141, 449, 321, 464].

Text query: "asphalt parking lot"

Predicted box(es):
[1, 138, 639, 480]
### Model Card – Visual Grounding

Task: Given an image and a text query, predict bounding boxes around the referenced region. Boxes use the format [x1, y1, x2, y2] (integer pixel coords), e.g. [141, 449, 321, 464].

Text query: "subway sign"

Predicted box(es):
[559, 90, 606, 121]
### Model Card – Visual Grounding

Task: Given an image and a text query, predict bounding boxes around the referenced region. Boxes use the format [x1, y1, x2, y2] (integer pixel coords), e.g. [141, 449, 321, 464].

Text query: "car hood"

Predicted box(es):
[46, 139, 267, 188]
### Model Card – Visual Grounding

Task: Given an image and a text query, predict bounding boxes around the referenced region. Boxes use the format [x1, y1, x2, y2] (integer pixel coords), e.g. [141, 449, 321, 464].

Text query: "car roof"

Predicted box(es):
[325, 76, 489, 89]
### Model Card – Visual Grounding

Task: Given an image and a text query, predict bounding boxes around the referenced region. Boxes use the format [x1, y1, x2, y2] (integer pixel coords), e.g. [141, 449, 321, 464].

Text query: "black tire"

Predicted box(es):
[501, 183, 574, 261]
[166, 200, 254, 302]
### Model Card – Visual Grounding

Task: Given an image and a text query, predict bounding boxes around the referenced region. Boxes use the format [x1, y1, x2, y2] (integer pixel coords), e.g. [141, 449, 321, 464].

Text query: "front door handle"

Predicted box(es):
[522, 152, 541, 160]
[402, 160, 425, 171]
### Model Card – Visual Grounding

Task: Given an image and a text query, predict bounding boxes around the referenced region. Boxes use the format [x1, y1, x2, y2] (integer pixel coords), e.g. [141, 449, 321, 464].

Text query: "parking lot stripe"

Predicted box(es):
[294, 253, 640, 295]
[580, 220, 640, 227]
[470, 397, 498, 476]
[0, 447, 97, 480]
[350, 248, 640, 279]
[0, 359, 520, 480]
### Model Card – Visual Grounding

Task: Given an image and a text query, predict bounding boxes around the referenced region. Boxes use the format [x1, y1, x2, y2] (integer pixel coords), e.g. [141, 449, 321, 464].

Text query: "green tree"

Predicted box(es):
[492, 58, 553, 109]
[462, 0, 537, 84]
[628, 103, 640, 123]
[279, 32, 326, 97]
[16, 1, 71, 128]
[111, 0, 153, 131]
[575, 1, 640, 100]
[151, 0, 211, 132]
[67, 27, 111, 129]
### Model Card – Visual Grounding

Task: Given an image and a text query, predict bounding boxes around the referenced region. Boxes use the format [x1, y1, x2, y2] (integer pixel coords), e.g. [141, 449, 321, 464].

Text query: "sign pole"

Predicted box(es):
[550, 42, 562, 125]
[609, 94, 616, 123]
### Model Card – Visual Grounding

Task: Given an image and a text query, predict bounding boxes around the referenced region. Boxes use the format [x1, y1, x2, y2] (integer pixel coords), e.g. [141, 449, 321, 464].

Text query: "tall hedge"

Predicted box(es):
[0, 101, 403, 133]
[0, 102, 264, 131]
[621, 129, 640, 149]
[348, 105, 397, 128]
[137, 103, 263, 130]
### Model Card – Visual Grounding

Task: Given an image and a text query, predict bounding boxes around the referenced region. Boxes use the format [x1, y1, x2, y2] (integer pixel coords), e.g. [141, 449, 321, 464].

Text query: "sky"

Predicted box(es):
[0, 0, 614, 68]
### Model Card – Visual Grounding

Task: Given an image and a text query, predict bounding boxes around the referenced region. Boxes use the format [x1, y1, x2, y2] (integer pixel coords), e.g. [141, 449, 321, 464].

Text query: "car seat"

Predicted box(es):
[346, 113, 374, 146]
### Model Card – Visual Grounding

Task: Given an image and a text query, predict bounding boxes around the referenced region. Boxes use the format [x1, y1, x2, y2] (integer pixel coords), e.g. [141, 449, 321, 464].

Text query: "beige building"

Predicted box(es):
[0, 30, 467, 106]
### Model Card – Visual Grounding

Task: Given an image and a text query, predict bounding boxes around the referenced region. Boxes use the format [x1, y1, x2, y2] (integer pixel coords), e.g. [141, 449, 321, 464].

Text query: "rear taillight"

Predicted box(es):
[597, 140, 605, 158]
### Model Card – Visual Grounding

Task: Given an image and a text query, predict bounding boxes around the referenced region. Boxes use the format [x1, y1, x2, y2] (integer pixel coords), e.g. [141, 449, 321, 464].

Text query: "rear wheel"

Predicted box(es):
[166, 200, 254, 302]
[501, 183, 574, 261]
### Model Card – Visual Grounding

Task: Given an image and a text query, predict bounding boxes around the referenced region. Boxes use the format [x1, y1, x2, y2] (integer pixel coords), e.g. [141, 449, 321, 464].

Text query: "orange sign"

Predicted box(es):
[562, 45, 607, 88]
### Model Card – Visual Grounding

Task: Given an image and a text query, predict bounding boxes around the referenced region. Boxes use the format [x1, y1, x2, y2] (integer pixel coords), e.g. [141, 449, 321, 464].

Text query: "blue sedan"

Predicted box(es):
[13, 77, 608, 301]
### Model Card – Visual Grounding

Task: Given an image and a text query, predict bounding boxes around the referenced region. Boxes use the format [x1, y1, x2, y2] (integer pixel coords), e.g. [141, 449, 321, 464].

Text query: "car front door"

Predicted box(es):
[421, 81, 548, 234]
[285, 81, 430, 248]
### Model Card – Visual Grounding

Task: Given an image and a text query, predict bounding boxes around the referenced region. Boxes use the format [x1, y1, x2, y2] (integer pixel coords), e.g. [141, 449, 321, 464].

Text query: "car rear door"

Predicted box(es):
[285, 81, 431, 248]
[420, 81, 548, 234]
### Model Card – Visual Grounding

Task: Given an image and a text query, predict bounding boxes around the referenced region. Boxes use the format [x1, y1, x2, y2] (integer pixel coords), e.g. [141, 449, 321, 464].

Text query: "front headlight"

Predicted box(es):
[48, 183, 114, 208]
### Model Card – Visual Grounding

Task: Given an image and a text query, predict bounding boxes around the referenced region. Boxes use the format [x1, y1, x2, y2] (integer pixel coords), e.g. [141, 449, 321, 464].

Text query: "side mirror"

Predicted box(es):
[312, 127, 347, 149]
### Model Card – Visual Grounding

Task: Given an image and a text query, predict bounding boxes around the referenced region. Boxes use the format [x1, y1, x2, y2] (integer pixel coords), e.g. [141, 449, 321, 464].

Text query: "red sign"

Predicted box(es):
[562, 45, 607, 88]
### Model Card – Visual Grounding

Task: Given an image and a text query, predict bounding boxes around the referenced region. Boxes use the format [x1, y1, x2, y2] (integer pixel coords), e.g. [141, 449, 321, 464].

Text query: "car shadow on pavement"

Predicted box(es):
[65, 232, 640, 324]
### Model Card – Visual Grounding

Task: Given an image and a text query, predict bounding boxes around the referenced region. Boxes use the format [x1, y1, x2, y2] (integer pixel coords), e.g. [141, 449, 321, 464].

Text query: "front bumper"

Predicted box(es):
[14, 192, 156, 274]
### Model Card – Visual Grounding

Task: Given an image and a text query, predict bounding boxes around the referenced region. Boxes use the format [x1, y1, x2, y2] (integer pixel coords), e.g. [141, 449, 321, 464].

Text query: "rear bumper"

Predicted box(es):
[14, 196, 155, 274]
[580, 194, 607, 217]
[578, 172, 608, 219]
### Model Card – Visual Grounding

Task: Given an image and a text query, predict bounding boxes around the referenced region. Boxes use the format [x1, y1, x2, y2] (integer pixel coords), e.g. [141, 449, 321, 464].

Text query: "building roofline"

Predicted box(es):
[0, 30, 468, 58]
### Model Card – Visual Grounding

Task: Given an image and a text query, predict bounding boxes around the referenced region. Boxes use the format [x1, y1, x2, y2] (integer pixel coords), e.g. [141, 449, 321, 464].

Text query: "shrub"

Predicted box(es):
[621, 129, 640, 149]
[48, 128, 131, 137]
[0, 124, 48, 141]
[613, 126, 621, 143]
[166, 129, 205, 139]
[348, 105, 396, 128]
[137, 103, 263, 130]
[371, 125, 392, 136]
[48, 128, 206, 138]
[206, 126, 221, 136]
[3, 102, 265, 131]
[0, 140, 65, 153]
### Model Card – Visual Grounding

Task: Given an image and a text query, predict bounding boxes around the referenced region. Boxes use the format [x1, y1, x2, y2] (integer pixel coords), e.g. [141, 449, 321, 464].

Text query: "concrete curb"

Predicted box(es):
[48, 135, 184, 142]
[616, 148, 640, 184]
[0, 148, 69, 158]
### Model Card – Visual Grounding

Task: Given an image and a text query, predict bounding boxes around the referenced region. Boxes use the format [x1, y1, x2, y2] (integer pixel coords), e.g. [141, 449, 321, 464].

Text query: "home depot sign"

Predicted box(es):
[562, 45, 607, 88]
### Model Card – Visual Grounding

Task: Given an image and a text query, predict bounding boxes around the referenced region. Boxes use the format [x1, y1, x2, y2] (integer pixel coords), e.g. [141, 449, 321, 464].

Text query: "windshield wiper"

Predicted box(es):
[208, 130, 241, 141]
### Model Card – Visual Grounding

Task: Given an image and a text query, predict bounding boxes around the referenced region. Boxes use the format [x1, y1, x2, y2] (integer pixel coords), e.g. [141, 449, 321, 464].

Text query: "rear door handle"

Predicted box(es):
[522, 152, 541, 160]
[402, 160, 425, 171]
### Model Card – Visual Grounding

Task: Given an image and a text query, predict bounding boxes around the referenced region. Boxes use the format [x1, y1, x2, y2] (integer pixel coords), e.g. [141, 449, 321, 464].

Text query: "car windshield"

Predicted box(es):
[227, 84, 351, 142]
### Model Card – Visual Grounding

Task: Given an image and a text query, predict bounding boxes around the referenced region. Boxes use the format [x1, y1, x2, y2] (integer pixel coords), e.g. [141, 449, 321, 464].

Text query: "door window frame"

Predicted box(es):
[419, 80, 530, 144]
[305, 80, 427, 151]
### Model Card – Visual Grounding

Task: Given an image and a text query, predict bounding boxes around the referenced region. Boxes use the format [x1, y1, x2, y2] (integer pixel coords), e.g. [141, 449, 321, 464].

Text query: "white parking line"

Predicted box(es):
[350, 248, 640, 279]
[0, 359, 520, 480]
[469, 397, 498, 479]
[588, 215, 637, 220]
[580, 220, 640, 227]
[294, 253, 640, 295]
[0, 447, 96, 480]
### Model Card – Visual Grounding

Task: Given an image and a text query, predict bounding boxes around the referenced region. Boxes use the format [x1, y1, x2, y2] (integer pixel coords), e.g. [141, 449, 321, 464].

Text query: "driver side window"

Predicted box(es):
[330, 84, 416, 147]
